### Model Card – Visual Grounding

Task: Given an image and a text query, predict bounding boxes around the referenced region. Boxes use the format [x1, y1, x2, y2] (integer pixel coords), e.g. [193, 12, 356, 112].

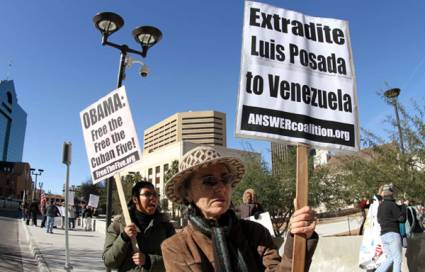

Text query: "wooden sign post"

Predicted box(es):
[114, 174, 139, 252]
[292, 144, 309, 272]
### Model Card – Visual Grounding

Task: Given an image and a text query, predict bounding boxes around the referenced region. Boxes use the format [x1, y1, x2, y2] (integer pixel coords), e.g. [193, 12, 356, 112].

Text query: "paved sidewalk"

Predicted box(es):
[23, 220, 106, 272]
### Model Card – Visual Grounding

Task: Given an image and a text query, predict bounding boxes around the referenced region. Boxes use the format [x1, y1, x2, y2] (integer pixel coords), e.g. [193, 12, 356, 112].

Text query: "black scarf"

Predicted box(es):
[131, 208, 154, 234]
[188, 204, 249, 272]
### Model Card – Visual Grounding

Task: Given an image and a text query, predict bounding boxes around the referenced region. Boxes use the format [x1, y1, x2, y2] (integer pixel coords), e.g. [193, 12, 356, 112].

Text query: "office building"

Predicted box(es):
[0, 80, 27, 162]
[271, 142, 295, 176]
[143, 111, 226, 154]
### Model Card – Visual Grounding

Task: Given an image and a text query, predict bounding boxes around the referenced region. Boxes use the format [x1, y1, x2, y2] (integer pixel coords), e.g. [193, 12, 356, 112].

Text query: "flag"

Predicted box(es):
[40, 191, 46, 206]
[374, 244, 383, 257]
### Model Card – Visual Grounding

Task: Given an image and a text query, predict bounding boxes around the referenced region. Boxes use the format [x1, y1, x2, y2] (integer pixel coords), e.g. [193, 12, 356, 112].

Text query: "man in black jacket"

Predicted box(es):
[376, 184, 406, 272]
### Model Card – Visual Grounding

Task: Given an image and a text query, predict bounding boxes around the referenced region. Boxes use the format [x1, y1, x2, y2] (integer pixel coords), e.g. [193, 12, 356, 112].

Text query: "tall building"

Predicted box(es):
[143, 111, 226, 154]
[271, 142, 294, 176]
[0, 80, 27, 162]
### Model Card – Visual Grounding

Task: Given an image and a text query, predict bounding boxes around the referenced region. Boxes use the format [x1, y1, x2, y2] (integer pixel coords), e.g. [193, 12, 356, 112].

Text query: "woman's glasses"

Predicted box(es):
[139, 192, 159, 198]
[201, 174, 234, 187]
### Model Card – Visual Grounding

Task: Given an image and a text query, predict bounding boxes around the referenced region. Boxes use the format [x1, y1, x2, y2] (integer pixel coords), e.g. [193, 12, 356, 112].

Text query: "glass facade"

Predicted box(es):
[0, 80, 27, 162]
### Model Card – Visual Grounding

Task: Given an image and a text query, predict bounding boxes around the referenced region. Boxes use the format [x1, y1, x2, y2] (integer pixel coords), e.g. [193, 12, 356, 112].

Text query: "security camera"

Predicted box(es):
[140, 65, 149, 77]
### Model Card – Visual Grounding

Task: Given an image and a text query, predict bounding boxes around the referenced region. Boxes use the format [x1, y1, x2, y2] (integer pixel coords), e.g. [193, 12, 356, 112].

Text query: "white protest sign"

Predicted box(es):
[68, 191, 75, 206]
[80, 86, 142, 183]
[248, 211, 275, 237]
[236, 1, 359, 151]
[88, 194, 100, 208]
[58, 206, 65, 216]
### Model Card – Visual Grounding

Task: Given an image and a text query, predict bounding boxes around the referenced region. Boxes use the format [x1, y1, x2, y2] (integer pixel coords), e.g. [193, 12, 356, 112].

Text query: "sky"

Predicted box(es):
[1, 1, 425, 194]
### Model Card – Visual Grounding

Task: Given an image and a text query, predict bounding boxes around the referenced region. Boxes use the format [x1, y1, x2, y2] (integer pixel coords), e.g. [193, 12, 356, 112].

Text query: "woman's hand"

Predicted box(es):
[124, 223, 137, 240]
[132, 251, 146, 266]
[289, 205, 316, 239]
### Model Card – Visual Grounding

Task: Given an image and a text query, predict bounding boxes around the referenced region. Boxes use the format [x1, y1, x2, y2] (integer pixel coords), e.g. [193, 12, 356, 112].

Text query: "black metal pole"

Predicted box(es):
[105, 49, 128, 231]
[117, 49, 128, 88]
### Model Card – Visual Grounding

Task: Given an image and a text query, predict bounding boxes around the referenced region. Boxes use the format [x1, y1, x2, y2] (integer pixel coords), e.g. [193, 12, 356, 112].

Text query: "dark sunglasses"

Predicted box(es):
[201, 174, 234, 187]
[139, 192, 159, 198]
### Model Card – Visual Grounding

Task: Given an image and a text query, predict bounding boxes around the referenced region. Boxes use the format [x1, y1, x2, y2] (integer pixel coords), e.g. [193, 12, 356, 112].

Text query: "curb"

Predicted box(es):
[22, 221, 51, 272]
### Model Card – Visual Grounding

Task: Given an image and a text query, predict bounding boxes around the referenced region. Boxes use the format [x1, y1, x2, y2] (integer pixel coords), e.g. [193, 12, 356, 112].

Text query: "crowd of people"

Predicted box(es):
[21, 199, 97, 233]
[103, 145, 318, 272]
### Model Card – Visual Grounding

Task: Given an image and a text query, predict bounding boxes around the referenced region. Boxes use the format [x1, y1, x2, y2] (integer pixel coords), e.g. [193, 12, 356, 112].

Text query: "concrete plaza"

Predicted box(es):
[23, 219, 105, 272]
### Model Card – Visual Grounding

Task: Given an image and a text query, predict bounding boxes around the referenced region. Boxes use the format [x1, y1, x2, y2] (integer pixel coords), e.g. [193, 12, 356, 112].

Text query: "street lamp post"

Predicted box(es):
[92, 12, 162, 230]
[384, 88, 405, 154]
[30, 168, 44, 201]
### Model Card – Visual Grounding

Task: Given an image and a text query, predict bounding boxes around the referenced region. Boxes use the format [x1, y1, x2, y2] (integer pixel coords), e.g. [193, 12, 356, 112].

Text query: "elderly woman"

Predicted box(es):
[161, 145, 318, 271]
[236, 188, 264, 219]
[104, 181, 175, 272]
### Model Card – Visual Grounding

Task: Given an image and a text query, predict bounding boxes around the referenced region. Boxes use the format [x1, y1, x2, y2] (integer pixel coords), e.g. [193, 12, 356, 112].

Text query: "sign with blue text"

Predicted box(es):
[80, 86, 142, 183]
[235, 1, 359, 151]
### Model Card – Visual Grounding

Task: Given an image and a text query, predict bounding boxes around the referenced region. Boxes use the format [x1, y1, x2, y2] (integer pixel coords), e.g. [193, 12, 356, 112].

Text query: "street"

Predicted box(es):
[0, 209, 38, 272]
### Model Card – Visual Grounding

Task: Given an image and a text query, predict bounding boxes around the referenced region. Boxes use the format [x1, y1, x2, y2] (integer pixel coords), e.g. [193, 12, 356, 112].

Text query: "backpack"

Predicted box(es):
[405, 206, 423, 238]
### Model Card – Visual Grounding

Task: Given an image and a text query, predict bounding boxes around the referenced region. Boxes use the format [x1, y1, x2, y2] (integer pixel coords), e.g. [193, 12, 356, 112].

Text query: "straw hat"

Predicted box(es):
[165, 145, 245, 204]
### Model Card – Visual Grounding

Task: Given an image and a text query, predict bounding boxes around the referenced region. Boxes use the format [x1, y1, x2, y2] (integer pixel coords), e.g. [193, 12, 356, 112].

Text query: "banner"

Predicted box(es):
[248, 211, 275, 237]
[236, 1, 359, 151]
[58, 206, 65, 216]
[358, 196, 386, 269]
[80, 86, 142, 183]
[65, 191, 75, 206]
[88, 194, 100, 208]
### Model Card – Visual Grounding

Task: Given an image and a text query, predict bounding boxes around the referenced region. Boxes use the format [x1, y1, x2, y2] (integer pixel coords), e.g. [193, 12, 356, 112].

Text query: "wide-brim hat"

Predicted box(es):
[165, 145, 245, 205]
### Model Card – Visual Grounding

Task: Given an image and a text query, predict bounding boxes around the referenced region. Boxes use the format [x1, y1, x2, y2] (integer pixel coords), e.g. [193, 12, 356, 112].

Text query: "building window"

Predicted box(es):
[155, 166, 160, 184]
[6, 92, 12, 105]
[148, 168, 153, 182]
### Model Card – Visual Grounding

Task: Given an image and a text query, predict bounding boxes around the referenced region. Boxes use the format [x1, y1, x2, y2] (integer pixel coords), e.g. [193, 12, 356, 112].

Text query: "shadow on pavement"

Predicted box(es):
[41, 248, 106, 270]
[0, 244, 37, 272]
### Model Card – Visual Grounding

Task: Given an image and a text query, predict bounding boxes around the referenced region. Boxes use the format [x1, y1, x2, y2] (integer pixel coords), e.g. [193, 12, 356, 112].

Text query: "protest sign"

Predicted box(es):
[80, 86, 142, 183]
[248, 212, 275, 237]
[236, 1, 359, 152]
[359, 196, 386, 269]
[58, 206, 65, 216]
[88, 194, 100, 208]
[65, 191, 75, 206]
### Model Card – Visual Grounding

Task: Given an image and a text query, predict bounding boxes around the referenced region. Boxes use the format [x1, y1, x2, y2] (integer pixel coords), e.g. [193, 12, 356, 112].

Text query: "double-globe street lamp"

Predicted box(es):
[384, 88, 405, 154]
[30, 168, 44, 201]
[92, 12, 162, 229]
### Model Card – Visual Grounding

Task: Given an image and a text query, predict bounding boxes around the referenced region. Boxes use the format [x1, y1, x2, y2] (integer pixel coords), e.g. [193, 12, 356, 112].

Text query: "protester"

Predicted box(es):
[161, 145, 318, 271]
[69, 205, 76, 230]
[236, 188, 264, 219]
[29, 201, 39, 226]
[40, 202, 47, 228]
[83, 205, 94, 231]
[46, 200, 60, 234]
[22, 201, 29, 222]
[103, 181, 175, 272]
[80, 203, 86, 228]
[59, 203, 66, 229]
[376, 184, 406, 272]
[403, 200, 424, 238]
